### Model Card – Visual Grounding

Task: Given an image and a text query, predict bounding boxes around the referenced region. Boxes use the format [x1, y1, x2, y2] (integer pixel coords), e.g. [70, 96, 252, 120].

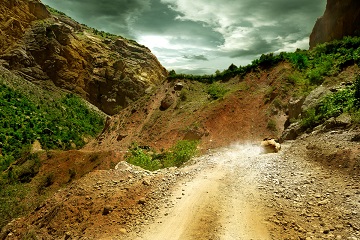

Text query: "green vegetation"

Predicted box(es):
[267, 119, 277, 132]
[168, 36, 360, 90]
[0, 83, 104, 172]
[126, 140, 199, 171]
[0, 182, 35, 230]
[169, 36, 360, 130]
[0, 150, 42, 229]
[301, 79, 360, 128]
[0, 71, 105, 229]
[207, 82, 229, 100]
[91, 28, 117, 39]
[127, 147, 161, 171]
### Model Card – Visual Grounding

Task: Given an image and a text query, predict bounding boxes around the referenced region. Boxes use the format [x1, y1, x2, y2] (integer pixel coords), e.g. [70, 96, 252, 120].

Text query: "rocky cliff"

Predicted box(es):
[0, 0, 167, 115]
[310, 0, 360, 48]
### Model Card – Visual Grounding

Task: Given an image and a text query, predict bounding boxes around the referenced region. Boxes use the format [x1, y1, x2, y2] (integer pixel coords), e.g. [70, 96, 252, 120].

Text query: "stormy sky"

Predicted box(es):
[41, 0, 327, 74]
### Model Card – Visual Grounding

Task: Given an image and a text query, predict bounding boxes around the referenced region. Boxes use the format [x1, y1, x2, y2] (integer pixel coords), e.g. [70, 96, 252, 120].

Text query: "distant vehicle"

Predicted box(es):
[261, 138, 281, 153]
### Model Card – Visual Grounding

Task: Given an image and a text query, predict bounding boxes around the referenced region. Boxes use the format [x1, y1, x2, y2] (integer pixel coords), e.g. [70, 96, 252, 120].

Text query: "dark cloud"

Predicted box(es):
[183, 55, 208, 61]
[41, 0, 327, 73]
[42, 0, 151, 37]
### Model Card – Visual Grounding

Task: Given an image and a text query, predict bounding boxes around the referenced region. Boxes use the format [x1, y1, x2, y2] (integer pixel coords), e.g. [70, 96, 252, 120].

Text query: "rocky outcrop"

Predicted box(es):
[310, 0, 360, 48]
[0, 0, 50, 52]
[0, 0, 167, 115]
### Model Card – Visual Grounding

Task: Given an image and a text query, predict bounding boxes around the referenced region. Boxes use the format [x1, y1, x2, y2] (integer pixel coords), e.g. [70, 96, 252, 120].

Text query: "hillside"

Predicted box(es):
[0, 0, 167, 115]
[87, 37, 360, 154]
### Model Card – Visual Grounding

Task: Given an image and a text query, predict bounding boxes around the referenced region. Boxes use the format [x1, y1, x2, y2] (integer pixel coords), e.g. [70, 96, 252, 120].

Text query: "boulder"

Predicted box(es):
[301, 86, 330, 114]
[160, 94, 174, 110]
[174, 82, 184, 91]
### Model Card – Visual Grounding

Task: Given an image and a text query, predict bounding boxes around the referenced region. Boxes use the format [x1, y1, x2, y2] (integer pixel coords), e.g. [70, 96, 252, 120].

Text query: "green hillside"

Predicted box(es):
[0, 70, 105, 172]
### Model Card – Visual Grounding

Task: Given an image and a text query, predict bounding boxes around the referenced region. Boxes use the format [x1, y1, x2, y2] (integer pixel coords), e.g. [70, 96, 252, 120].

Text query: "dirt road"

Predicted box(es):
[126, 142, 360, 240]
[134, 144, 270, 240]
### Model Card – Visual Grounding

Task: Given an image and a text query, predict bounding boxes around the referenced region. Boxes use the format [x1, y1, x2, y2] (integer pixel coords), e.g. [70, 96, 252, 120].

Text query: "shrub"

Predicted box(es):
[126, 147, 161, 171]
[307, 68, 325, 85]
[351, 109, 360, 123]
[288, 52, 309, 70]
[301, 86, 355, 128]
[126, 140, 198, 170]
[318, 88, 354, 119]
[301, 108, 319, 129]
[267, 119, 277, 132]
[179, 89, 188, 101]
[37, 173, 55, 194]
[13, 153, 41, 184]
[207, 83, 229, 100]
[167, 140, 198, 167]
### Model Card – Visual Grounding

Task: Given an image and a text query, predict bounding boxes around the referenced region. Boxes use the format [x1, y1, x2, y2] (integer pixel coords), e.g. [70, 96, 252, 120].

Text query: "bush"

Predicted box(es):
[179, 89, 188, 101]
[301, 108, 319, 129]
[126, 140, 198, 170]
[267, 119, 277, 132]
[167, 140, 198, 167]
[37, 173, 55, 194]
[288, 52, 309, 70]
[207, 83, 229, 100]
[127, 147, 161, 171]
[301, 86, 356, 128]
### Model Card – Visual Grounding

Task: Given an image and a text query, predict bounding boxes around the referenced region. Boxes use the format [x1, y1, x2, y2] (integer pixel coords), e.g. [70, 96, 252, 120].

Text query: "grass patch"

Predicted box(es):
[0, 182, 34, 230]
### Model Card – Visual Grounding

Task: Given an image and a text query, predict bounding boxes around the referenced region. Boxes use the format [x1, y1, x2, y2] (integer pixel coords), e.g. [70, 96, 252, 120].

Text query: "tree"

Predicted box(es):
[169, 69, 176, 77]
[228, 63, 238, 72]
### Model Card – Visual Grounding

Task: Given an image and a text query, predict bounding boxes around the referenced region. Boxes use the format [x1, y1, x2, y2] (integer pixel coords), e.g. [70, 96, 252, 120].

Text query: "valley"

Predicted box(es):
[1, 0, 360, 239]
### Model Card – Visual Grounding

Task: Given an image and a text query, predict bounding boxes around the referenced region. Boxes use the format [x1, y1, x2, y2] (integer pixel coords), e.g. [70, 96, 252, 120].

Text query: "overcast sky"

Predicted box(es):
[41, 0, 326, 74]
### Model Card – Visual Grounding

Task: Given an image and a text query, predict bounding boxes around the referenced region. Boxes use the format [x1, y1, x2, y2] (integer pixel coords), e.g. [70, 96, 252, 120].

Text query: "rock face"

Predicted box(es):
[310, 0, 360, 48]
[0, 0, 50, 53]
[0, 0, 167, 115]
